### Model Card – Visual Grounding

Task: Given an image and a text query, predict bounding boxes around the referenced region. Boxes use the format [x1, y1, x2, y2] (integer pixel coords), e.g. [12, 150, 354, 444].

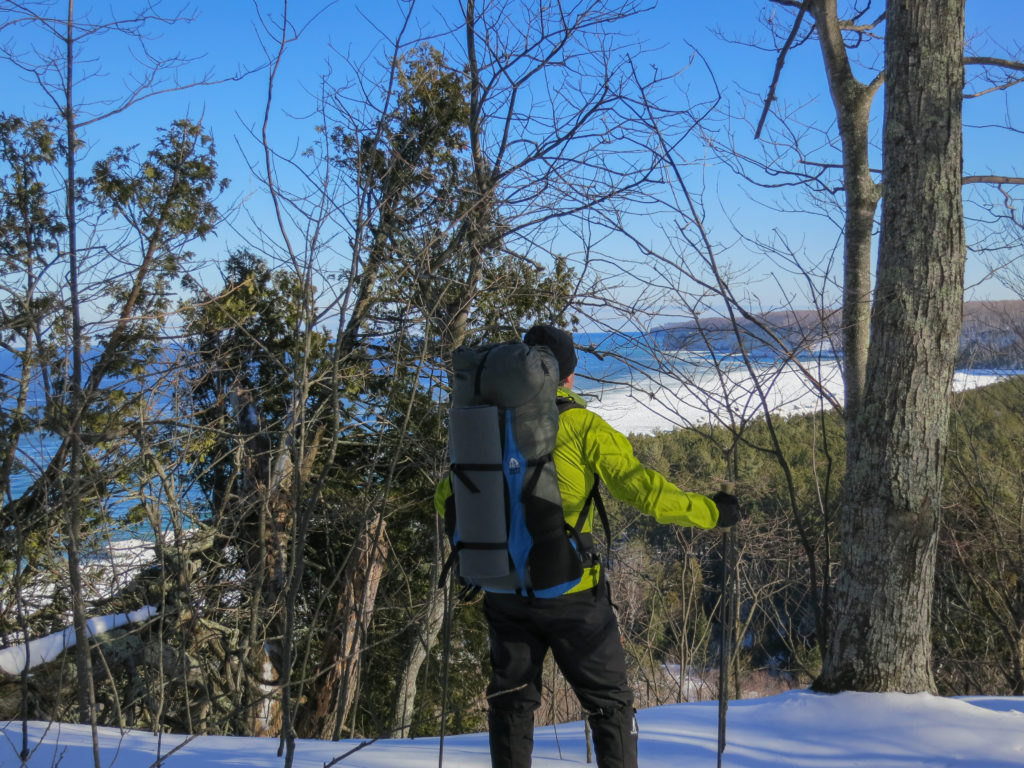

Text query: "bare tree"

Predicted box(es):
[939, 376, 1024, 695]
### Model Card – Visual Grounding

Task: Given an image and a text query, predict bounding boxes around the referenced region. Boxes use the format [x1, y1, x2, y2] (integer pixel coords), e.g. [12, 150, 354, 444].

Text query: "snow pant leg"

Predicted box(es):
[483, 593, 549, 768]
[487, 707, 536, 768]
[482, 586, 638, 768]
[546, 585, 638, 768]
[586, 705, 639, 768]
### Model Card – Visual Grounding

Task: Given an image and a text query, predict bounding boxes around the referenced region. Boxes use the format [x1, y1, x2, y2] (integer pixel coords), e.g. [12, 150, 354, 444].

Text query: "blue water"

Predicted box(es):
[574, 330, 688, 383]
[0, 331, 834, 491]
[0, 346, 200, 543]
[4, 336, 1014, 539]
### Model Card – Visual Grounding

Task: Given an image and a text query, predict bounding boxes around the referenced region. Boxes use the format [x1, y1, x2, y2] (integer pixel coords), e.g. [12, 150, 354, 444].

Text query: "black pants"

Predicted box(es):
[483, 583, 638, 768]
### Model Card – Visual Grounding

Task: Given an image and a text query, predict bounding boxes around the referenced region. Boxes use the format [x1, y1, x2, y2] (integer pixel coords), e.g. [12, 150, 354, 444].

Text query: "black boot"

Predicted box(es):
[588, 705, 639, 768]
[488, 707, 535, 768]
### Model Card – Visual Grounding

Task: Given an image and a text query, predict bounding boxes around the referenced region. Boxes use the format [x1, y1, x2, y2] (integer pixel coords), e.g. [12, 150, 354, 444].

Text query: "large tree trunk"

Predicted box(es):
[817, 0, 965, 692]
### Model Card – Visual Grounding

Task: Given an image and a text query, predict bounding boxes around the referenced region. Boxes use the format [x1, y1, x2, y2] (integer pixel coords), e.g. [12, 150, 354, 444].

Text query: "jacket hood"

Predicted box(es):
[557, 387, 586, 407]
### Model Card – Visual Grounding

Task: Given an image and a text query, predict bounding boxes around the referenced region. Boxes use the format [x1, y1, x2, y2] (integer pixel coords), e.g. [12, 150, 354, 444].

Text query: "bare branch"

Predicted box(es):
[963, 175, 1024, 186]
[755, 0, 812, 140]
[965, 55, 1024, 72]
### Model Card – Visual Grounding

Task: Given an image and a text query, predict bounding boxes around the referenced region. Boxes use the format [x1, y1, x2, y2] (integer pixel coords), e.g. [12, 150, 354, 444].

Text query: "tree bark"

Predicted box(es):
[296, 515, 389, 739]
[389, 580, 446, 738]
[817, 0, 965, 693]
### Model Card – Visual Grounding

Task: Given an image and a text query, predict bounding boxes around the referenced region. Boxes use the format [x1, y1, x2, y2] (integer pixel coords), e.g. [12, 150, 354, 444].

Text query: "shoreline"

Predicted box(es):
[584, 360, 1016, 436]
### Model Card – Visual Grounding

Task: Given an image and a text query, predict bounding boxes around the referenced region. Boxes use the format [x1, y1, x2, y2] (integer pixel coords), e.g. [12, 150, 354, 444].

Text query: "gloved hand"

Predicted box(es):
[712, 491, 740, 528]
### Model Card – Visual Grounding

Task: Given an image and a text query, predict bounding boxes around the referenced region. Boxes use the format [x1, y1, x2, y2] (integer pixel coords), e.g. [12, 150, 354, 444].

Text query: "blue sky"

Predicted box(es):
[3, 1, 1022, 314]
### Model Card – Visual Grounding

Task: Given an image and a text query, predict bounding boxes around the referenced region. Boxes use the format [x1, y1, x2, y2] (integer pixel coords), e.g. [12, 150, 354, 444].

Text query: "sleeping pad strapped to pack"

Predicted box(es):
[447, 341, 584, 597]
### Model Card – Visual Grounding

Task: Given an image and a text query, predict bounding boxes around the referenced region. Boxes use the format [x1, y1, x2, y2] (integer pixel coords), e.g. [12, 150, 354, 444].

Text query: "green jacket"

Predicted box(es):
[435, 387, 720, 594]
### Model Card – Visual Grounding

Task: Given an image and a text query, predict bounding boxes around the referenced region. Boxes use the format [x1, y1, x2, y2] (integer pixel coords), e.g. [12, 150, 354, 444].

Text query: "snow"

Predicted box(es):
[3, 689, 1023, 767]
[0, 537, 161, 675]
[586, 359, 1011, 435]
[0, 607, 157, 676]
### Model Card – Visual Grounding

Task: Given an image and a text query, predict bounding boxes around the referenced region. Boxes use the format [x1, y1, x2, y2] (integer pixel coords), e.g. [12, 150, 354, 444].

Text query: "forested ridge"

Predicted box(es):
[653, 300, 1024, 370]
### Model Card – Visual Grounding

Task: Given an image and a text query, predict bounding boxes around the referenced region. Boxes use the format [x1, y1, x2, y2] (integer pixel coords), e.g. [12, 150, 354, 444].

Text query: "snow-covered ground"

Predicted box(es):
[3, 689, 1023, 767]
[585, 359, 1011, 435]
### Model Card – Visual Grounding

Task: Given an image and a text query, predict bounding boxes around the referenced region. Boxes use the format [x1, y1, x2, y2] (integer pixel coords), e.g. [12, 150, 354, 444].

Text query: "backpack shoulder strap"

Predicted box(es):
[556, 397, 612, 554]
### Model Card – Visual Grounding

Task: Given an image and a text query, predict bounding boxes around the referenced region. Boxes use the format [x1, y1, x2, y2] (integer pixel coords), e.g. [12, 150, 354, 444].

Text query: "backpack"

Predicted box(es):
[441, 341, 593, 598]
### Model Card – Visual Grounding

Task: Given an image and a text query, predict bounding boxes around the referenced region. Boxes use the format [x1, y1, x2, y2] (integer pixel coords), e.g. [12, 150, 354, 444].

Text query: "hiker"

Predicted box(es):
[435, 324, 740, 768]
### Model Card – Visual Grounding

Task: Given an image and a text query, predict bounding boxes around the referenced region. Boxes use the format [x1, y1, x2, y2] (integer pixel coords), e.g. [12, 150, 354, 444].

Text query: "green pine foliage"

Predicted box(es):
[936, 376, 1024, 695]
[0, 114, 68, 603]
[612, 376, 1024, 697]
[614, 407, 844, 690]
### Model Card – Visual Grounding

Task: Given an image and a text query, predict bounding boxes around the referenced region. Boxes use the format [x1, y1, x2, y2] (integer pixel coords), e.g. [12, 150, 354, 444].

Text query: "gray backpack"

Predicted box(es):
[443, 341, 585, 597]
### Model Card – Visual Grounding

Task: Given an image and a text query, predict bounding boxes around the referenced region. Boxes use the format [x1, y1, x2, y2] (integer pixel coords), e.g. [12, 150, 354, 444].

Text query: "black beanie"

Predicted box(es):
[523, 324, 577, 381]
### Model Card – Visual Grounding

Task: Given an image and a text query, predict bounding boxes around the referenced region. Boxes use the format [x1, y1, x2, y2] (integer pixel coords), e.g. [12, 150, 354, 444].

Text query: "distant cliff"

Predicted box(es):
[653, 300, 1024, 369]
[957, 300, 1024, 368]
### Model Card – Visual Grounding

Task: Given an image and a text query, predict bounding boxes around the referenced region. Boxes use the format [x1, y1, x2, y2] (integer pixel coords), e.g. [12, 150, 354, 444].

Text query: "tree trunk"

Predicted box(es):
[296, 514, 389, 739]
[809, 0, 883, 428]
[389, 581, 446, 738]
[817, 0, 965, 693]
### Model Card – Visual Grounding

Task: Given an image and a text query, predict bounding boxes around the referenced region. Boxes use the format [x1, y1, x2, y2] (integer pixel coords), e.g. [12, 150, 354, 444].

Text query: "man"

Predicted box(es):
[436, 324, 739, 768]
